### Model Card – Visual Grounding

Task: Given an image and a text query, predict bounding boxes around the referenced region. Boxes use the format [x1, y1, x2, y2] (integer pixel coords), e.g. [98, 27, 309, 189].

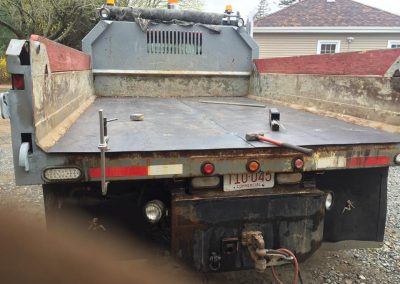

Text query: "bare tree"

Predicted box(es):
[129, 0, 203, 10]
[254, 0, 271, 20]
[128, 0, 163, 7]
[0, 0, 204, 48]
[0, 0, 103, 47]
[176, 0, 203, 10]
[279, 0, 301, 7]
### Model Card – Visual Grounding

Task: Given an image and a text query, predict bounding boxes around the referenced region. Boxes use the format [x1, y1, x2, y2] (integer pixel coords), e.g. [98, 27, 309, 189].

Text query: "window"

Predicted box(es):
[317, 40, 341, 54]
[388, 40, 400, 49]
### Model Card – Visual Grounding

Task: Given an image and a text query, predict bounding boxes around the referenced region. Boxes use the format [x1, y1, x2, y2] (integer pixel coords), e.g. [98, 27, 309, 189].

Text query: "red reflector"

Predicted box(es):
[346, 156, 390, 168]
[201, 162, 215, 175]
[12, 74, 25, 90]
[294, 158, 304, 169]
[89, 166, 148, 178]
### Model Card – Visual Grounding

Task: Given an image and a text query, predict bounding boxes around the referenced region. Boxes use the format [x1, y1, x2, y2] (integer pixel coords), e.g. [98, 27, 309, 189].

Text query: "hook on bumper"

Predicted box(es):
[241, 231, 293, 272]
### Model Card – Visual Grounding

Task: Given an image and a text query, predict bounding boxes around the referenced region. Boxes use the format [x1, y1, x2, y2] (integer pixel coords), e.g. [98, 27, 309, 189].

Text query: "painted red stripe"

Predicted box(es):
[346, 156, 390, 168]
[254, 49, 400, 76]
[30, 35, 91, 73]
[89, 166, 148, 178]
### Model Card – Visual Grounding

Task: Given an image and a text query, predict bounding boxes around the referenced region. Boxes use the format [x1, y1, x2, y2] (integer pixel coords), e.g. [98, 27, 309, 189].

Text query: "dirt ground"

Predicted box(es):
[0, 85, 9, 91]
[0, 116, 399, 284]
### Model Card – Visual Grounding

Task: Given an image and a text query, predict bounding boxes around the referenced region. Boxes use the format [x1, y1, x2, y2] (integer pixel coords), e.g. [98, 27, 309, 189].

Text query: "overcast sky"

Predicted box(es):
[203, 0, 400, 18]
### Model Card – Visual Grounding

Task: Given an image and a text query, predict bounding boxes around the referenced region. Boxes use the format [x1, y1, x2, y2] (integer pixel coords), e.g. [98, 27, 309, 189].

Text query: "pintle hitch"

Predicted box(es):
[241, 231, 293, 272]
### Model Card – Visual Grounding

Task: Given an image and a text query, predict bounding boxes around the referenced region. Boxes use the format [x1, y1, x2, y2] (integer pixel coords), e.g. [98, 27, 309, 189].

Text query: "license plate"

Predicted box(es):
[223, 172, 275, 192]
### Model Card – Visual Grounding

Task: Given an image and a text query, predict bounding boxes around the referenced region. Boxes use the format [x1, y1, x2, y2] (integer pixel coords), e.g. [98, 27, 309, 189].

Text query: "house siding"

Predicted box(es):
[253, 33, 400, 58]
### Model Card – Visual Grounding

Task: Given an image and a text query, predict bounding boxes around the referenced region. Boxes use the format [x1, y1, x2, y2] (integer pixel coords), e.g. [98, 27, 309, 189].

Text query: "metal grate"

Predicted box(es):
[146, 30, 203, 55]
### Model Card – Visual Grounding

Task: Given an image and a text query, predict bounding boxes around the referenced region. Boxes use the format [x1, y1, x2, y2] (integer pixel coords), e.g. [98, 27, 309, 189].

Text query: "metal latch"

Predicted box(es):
[0, 92, 10, 119]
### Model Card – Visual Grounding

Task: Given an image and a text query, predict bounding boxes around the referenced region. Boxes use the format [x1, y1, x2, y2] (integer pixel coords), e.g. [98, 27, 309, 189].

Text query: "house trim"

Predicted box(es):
[317, 40, 341, 54]
[253, 27, 400, 34]
[388, 40, 400, 48]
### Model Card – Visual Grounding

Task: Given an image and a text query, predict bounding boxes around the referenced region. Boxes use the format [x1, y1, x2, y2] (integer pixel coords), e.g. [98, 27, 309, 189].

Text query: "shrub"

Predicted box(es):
[0, 56, 10, 84]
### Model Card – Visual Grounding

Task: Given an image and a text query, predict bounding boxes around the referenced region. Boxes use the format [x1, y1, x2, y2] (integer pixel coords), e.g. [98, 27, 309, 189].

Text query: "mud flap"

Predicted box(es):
[317, 167, 388, 244]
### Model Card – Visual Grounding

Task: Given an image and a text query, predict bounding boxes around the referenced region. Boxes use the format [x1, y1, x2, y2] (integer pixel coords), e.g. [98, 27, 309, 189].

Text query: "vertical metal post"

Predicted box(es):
[99, 109, 105, 144]
[97, 110, 116, 196]
[98, 109, 108, 196]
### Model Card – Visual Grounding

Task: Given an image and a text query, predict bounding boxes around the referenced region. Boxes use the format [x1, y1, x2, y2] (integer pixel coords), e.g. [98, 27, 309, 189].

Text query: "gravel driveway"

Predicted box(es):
[0, 119, 399, 283]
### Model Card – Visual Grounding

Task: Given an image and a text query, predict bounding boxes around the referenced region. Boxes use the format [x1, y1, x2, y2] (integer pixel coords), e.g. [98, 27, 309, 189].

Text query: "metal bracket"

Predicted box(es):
[18, 142, 30, 172]
[98, 109, 117, 196]
[0, 92, 10, 119]
[269, 108, 280, 132]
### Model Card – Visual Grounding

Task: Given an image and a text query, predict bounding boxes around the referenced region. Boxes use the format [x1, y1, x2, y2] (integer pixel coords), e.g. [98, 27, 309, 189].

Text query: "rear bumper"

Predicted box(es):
[41, 167, 388, 272]
[171, 167, 388, 272]
[171, 186, 325, 272]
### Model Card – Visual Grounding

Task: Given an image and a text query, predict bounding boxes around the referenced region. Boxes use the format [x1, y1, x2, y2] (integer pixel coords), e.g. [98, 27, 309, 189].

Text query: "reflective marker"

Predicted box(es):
[12, 74, 24, 90]
[43, 167, 82, 181]
[346, 156, 390, 168]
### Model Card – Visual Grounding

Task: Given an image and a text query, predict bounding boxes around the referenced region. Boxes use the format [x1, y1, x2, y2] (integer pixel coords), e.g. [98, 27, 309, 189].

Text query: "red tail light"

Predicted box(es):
[12, 74, 25, 90]
[293, 158, 304, 170]
[201, 162, 215, 175]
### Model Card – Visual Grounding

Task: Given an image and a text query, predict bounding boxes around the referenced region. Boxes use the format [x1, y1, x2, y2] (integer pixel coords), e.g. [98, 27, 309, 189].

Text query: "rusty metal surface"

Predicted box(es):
[48, 97, 400, 153]
[250, 73, 400, 127]
[94, 75, 249, 97]
[171, 186, 325, 271]
[30, 38, 95, 151]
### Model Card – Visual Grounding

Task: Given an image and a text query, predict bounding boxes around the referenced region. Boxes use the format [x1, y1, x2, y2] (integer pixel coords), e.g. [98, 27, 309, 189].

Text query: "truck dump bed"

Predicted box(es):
[49, 97, 400, 153]
[22, 22, 399, 155]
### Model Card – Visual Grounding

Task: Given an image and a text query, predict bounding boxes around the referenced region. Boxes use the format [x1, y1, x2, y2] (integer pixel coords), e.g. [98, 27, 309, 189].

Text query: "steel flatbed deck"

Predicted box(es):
[49, 97, 400, 153]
